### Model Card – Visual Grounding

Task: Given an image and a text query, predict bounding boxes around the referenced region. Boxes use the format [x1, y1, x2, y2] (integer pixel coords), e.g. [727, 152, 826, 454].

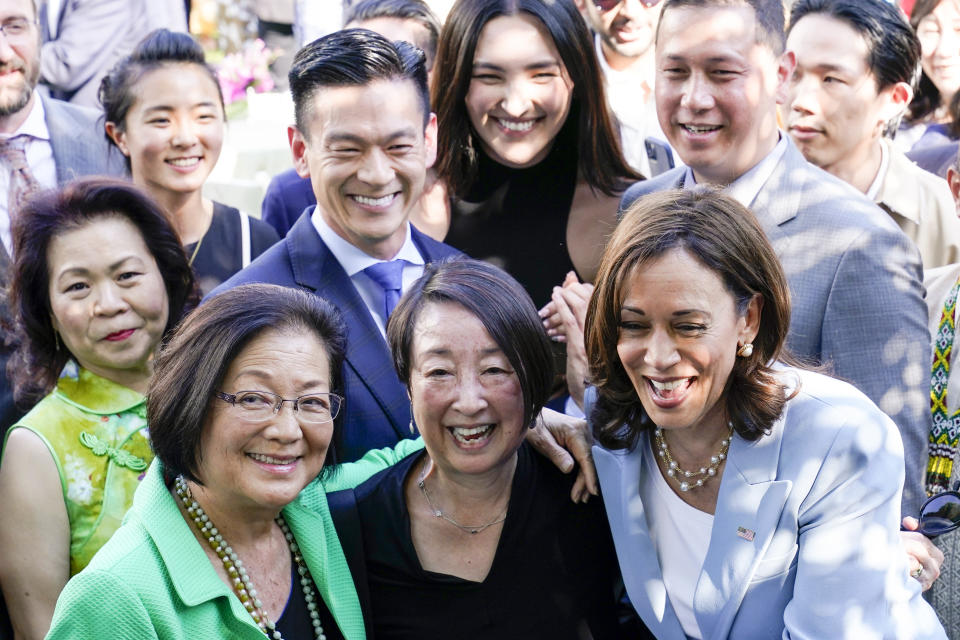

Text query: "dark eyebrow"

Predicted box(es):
[325, 128, 418, 146]
[142, 101, 219, 114]
[472, 60, 561, 73]
[55, 255, 145, 280]
[620, 307, 712, 318]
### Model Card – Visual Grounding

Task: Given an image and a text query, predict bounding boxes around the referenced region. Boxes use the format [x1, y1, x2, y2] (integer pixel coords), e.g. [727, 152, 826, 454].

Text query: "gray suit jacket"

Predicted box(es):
[621, 140, 931, 516]
[40, 0, 149, 107]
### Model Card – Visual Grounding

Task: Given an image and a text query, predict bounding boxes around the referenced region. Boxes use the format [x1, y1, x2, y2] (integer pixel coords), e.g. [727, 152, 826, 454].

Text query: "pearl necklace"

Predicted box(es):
[417, 459, 507, 535]
[175, 476, 327, 640]
[654, 426, 732, 492]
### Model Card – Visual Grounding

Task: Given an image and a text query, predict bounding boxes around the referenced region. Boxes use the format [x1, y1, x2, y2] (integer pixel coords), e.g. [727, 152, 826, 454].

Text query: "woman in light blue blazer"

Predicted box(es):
[581, 189, 945, 639]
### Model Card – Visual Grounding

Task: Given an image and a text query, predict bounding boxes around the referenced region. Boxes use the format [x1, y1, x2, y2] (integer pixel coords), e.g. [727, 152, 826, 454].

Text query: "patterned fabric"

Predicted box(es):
[362, 260, 405, 321]
[3, 362, 150, 575]
[929, 274, 960, 496]
[0, 135, 40, 220]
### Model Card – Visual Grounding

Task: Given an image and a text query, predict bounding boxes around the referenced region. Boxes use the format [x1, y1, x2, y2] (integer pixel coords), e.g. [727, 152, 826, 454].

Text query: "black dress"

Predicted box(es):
[329, 443, 647, 640]
[185, 202, 280, 296]
[444, 119, 579, 307]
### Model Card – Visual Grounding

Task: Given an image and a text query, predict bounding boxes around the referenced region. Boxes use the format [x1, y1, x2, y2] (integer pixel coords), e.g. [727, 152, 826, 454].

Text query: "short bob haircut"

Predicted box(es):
[100, 29, 225, 170]
[585, 189, 793, 450]
[431, 0, 640, 198]
[907, 0, 955, 127]
[7, 177, 195, 405]
[148, 284, 348, 483]
[387, 258, 554, 429]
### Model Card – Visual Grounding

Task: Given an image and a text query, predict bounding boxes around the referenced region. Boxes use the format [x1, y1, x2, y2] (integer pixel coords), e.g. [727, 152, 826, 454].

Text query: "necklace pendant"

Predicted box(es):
[435, 510, 442, 517]
[470, 529, 478, 534]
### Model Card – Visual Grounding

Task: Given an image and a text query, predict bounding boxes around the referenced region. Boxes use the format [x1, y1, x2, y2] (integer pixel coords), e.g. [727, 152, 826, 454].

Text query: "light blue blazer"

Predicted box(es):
[593, 367, 945, 639]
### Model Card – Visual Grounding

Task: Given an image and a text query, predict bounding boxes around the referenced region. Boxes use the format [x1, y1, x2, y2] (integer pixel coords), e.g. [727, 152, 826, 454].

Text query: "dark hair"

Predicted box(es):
[431, 0, 639, 198]
[289, 28, 430, 138]
[789, 0, 920, 136]
[345, 0, 442, 71]
[148, 284, 348, 483]
[585, 189, 793, 450]
[387, 259, 555, 428]
[7, 178, 196, 405]
[909, 0, 953, 124]
[99, 29, 225, 167]
[659, 0, 786, 55]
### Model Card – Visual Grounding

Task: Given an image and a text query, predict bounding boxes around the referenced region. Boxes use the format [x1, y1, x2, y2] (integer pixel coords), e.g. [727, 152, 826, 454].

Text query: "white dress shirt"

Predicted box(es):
[682, 134, 789, 207]
[311, 209, 425, 337]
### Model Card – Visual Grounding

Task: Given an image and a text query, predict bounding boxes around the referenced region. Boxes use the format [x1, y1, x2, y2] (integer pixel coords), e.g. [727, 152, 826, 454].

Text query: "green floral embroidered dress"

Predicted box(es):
[2, 362, 151, 575]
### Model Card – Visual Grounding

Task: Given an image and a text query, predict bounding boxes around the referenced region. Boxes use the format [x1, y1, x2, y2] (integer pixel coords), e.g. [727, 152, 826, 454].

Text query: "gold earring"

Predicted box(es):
[737, 343, 753, 358]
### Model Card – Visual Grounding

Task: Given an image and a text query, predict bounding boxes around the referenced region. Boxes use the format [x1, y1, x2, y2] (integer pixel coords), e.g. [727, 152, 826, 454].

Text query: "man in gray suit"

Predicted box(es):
[0, 0, 125, 432]
[620, 0, 931, 519]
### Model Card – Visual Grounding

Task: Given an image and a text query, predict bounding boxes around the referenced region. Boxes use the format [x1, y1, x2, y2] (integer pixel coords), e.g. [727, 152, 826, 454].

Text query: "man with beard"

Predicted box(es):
[0, 0, 124, 434]
[575, 0, 676, 177]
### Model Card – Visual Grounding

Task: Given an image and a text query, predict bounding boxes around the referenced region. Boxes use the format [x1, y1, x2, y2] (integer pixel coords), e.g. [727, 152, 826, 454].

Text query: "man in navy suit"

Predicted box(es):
[209, 29, 460, 462]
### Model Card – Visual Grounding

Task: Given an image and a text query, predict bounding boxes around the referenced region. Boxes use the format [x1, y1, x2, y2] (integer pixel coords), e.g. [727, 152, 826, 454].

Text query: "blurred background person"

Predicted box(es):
[574, 0, 677, 178]
[585, 188, 945, 639]
[0, 178, 194, 639]
[39, 0, 150, 107]
[434, 0, 641, 307]
[900, 0, 960, 152]
[785, 0, 960, 269]
[101, 29, 278, 296]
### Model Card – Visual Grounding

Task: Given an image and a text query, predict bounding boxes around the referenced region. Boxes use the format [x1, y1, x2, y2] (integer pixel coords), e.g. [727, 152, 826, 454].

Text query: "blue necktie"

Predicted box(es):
[363, 260, 406, 321]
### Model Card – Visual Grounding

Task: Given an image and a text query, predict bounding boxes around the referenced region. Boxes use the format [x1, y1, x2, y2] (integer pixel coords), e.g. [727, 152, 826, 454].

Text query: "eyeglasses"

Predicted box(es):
[215, 390, 344, 425]
[912, 483, 960, 538]
[0, 18, 35, 43]
[593, 0, 663, 12]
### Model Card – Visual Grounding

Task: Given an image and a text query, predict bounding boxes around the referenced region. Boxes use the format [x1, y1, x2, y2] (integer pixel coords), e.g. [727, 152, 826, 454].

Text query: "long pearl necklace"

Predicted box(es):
[654, 425, 732, 492]
[175, 476, 327, 640]
[417, 459, 507, 535]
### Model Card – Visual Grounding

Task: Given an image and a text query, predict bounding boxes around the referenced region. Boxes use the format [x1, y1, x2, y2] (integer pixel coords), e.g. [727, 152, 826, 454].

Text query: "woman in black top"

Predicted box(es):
[100, 29, 278, 295]
[329, 259, 650, 639]
[432, 0, 641, 306]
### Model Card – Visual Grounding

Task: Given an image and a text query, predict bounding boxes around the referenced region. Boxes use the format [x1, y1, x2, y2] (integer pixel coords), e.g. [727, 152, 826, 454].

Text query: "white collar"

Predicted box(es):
[864, 139, 889, 201]
[683, 133, 788, 208]
[310, 208, 424, 276]
[2, 92, 50, 142]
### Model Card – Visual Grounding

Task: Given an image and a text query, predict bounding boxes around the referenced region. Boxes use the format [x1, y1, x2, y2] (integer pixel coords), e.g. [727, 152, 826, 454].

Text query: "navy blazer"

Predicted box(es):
[207, 209, 462, 462]
[261, 168, 315, 238]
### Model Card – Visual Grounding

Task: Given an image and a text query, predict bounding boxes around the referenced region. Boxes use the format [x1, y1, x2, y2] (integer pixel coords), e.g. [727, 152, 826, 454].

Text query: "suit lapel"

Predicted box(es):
[594, 444, 687, 640]
[286, 215, 408, 439]
[694, 416, 791, 640]
[749, 141, 805, 250]
[42, 97, 81, 185]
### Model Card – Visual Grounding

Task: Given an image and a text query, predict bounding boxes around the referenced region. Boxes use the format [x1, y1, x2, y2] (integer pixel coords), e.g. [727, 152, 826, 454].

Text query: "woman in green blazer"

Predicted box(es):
[46, 284, 421, 639]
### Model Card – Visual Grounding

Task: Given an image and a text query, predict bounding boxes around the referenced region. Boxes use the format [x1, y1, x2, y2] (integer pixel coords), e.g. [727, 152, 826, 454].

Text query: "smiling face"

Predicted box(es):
[109, 63, 224, 201]
[616, 248, 759, 434]
[408, 302, 526, 479]
[465, 13, 574, 169]
[917, 0, 960, 104]
[290, 78, 437, 260]
[194, 328, 333, 517]
[578, 0, 663, 66]
[0, 0, 39, 119]
[786, 14, 894, 176]
[47, 215, 170, 391]
[655, 4, 790, 185]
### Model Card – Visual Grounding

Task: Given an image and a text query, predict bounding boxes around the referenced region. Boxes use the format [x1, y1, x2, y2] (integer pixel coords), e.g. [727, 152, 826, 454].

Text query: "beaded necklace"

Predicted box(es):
[174, 476, 327, 640]
[654, 425, 731, 492]
[928, 274, 960, 496]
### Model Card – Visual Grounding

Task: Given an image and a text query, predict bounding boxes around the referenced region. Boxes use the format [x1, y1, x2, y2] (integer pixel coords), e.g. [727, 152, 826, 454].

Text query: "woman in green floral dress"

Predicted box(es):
[0, 178, 195, 639]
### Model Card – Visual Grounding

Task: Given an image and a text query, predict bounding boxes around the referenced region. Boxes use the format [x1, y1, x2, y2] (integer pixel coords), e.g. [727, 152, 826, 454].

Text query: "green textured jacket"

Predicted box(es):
[46, 440, 423, 639]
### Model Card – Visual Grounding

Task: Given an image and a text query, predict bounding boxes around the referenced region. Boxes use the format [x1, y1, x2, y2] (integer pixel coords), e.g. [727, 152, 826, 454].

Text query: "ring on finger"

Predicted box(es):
[912, 565, 925, 579]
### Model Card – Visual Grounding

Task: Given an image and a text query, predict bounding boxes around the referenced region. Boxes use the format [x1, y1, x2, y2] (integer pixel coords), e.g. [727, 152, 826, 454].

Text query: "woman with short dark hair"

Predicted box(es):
[0, 177, 195, 638]
[327, 259, 642, 638]
[584, 189, 944, 638]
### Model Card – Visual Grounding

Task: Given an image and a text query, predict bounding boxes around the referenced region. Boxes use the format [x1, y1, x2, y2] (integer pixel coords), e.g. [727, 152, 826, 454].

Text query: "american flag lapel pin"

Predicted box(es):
[736, 526, 755, 541]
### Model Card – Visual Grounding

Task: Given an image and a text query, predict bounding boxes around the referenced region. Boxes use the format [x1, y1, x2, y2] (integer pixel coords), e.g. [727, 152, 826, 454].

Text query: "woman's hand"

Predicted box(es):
[547, 278, 593, 410]
[527, 408, 599, 503]
[900, 517, 944, 591]
[538, 271, 594, 343]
